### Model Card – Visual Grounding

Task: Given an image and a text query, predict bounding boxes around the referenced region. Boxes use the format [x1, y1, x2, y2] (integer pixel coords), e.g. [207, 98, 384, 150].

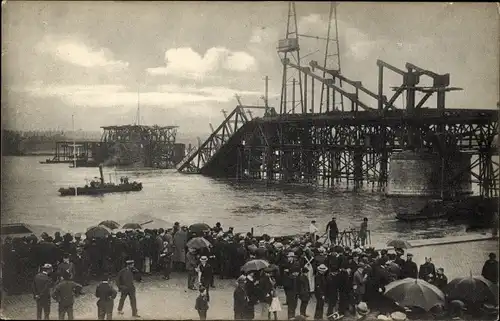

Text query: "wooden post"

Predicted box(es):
[251, 227, 254, 236]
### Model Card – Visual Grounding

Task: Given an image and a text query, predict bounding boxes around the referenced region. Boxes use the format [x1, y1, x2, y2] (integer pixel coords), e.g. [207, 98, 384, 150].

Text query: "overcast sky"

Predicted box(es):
[1, 1, 498, 137]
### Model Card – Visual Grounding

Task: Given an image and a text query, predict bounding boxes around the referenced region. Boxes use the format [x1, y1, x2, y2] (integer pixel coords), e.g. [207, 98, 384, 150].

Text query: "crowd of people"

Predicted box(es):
[1, 218, 498, 320]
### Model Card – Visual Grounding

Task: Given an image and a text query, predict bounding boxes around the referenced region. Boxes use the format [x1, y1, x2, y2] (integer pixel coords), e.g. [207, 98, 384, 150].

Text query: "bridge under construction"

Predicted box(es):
[177, 2, 498, 199]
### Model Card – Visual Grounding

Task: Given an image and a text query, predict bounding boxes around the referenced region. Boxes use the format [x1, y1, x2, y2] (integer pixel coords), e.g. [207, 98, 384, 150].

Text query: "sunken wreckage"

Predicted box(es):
[45, 125, 186, 169]
[177, 59, 499, 225]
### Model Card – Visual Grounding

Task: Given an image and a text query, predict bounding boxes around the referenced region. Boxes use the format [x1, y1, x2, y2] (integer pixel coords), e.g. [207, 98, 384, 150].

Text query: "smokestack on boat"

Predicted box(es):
[99, 164, 104, 185]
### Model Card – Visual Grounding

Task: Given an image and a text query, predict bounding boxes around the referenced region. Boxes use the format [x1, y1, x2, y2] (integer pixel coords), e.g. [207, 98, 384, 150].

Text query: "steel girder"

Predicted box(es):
[100, 125, 178, 169]
[231, 117, 498, 196]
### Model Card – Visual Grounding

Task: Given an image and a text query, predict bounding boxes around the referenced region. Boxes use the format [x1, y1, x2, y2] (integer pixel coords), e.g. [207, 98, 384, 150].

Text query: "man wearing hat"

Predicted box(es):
[52, 270, 83, 320]
[33, 263, 53, 320]
[283, 252, 299, 306]
[233, 275, 249, 320]
[401, 253, 418, 279]
[116, 260, 140, 317]
[186, 248, 198, 290]
[298, 267, 311, 317]
[197, 256, 213, 301]
[352, 264, 368, 303]
[285, 267, 301, 319]
[326, 217, 339, 245]
[314, 264, 329, 319]
[95, 274, 117, 320]
[57, 253, 76, 281]
[481, 252, 498, 284]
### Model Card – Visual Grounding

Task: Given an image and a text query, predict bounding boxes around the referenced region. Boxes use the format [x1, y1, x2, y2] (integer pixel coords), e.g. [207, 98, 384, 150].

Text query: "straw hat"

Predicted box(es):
[200, 256, 208, 262]
[317, 264, 328, 272]
[287, 252, 296, 257]
[390, 312, 407, 321]
[356, 302, 370, 316]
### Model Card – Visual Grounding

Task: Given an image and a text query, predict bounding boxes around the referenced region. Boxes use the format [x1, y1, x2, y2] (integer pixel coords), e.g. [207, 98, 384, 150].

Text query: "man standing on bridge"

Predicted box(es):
[326, 217, 339, 245]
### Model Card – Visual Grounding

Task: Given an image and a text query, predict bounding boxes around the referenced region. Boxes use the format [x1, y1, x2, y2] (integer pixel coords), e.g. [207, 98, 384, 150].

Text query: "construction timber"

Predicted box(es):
[100, 125, 183, 168]
[42, 141, 103, 164]
[177, 59, 499, 198]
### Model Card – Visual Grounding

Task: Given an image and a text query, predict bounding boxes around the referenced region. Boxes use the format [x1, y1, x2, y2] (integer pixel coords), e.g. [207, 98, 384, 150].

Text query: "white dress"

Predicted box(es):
[269, 296, 282, 312]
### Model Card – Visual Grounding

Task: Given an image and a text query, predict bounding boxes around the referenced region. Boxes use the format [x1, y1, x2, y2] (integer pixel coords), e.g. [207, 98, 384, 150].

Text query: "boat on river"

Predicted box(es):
[58, 164, 142, 196]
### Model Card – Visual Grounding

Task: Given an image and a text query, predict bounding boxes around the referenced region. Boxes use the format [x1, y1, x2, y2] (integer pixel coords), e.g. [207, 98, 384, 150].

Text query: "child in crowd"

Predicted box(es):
[268, 289, 281, 320]
[195, 286, 209, 320]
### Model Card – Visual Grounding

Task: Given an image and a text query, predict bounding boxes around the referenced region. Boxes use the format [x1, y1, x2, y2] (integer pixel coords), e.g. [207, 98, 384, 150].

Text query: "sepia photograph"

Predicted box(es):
[1, 1, 499, 320]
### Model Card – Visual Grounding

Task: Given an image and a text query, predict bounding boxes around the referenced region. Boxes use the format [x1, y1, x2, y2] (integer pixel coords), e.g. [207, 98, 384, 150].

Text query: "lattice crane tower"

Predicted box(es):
[277, 2, 344, 115]
[277, 1, 303, 115]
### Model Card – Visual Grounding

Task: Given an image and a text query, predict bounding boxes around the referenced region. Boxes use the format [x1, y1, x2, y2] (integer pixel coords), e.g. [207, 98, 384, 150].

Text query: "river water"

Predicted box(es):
[2, 156, 480, 245]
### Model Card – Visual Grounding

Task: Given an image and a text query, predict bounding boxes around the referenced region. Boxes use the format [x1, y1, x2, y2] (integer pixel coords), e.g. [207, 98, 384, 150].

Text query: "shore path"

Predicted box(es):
[1, 239, 498, 320]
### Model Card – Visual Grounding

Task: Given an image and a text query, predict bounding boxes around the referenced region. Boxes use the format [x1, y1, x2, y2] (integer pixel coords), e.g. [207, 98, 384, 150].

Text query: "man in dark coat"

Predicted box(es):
[52, 271, 83, 320]
[325, 268, 339, 317]
[186, 248, 198, 290]
[95, 274, 118, 320]
[326, 217, 339, 245]
[418, 257, 436, 283]
[116, 260, 140, 317]
[198, 256, 213, 301]
[33, 263, 53, 320]
[298, 267, 311, 317]
[286, 267, 300, 319]
[433, 268, 448, 291]
[314, 264, 328, 319]
[481, 253, 498, 284]
[57, 253, 76, 281]
[283, 252, 301, 305]
[401, 253, 418, 279]
[234, 276, 249, 320]
[257, 268, 274, 319]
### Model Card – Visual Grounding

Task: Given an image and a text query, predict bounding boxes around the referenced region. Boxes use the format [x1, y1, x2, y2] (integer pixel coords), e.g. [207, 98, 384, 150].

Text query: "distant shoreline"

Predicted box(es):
[2, 152, 53, 156]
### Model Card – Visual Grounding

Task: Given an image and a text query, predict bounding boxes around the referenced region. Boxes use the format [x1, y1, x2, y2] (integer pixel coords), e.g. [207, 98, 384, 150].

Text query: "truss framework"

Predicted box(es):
[101, 125, 178, 168]
[178, 59, 499, 198]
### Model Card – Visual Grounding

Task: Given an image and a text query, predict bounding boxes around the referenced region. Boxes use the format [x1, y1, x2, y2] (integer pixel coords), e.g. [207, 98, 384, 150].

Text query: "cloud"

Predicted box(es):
[146, 47, 257, 79]
[36, 35, 129, 71]
[18, 82, 270, 109]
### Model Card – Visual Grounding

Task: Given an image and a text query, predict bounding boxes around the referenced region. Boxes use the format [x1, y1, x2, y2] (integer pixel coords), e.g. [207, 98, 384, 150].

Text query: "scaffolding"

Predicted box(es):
[100, 125, 180, 168]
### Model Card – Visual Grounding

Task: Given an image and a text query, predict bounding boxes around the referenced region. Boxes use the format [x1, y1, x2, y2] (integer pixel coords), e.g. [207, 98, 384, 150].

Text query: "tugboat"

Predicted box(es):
[58, 164, 142, 196]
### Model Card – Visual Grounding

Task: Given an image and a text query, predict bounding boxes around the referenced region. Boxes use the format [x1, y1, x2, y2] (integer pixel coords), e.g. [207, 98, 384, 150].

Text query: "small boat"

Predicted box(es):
[58, 164, 143, 196]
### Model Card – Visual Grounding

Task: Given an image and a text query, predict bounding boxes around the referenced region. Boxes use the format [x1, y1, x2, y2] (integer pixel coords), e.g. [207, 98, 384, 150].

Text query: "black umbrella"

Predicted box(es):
[99, 220, 120, 230]
[384, 278, 445, 311]
[387, 239, 412, 249]
[445, 273, 498, 305]
[86, 226, 111, 239]
[186, 237, 212, 249]
[241, 259, 270, 273]
[122, 223, 142, 230]
[189, 223, 211, 234]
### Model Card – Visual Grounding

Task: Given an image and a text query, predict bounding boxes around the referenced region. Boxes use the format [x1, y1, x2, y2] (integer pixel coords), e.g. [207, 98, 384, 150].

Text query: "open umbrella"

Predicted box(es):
[186, 237, 212, 249]
[384, 278, 445, 311]
[189, 223, 211, 234]
[387, 239, 412, 249]
[445, 273, 498, 304]
[241, 259, 270, 273]
[247, 244, 258, 253]
[86, 226, 111, 239]
[99, 220, 120, 230]
[122, 223, 142, 230]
